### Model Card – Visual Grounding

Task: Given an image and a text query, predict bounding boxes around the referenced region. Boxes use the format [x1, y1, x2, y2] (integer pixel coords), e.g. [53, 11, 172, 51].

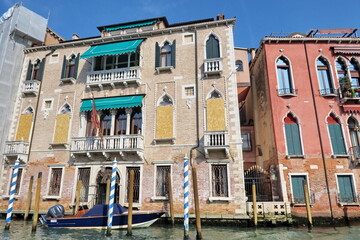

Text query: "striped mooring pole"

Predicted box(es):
[5, 159, 20, 230]
[106, 157, 117, 236]
[183, 155, 190, 239]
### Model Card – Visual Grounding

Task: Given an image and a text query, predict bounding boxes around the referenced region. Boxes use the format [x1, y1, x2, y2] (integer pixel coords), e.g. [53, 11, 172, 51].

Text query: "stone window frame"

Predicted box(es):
[182, 32, 195, 45]
[207, 160, 232, 202]
[288, 172, 310, 206]
[3, 166, 25, 200]
[41, 98, 54, 111]
[182, 84, 196, 99]
[49, 53, 59, 64]
[151, 161, 173, 201]
[43, 165, 65, 200]
[335, 173, 359, 205]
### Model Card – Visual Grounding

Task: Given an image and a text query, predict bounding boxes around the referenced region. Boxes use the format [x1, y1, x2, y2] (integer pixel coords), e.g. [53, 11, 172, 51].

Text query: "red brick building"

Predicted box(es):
[251, 29, 360, 219]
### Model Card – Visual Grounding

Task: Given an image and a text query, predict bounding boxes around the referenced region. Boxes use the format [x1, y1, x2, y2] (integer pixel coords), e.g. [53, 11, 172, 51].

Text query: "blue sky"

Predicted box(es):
[1, 0, 360, 48]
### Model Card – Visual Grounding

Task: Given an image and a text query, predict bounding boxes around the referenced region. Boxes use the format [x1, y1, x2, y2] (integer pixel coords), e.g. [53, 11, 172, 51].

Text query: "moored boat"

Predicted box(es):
[40, 204, 165, 229]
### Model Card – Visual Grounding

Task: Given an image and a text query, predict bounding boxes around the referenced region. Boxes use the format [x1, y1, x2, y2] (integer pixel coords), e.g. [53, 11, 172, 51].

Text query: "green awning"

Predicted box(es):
[80, 39, 144, 59]
[106, 20, 156, 31]
[80, 95, 144, 111]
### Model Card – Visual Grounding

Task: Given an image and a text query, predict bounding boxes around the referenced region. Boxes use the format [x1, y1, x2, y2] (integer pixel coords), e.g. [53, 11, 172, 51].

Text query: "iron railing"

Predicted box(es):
[277, 88, 297, 95]
[336, 193, 360, 204]
[319, 88, 336, 95]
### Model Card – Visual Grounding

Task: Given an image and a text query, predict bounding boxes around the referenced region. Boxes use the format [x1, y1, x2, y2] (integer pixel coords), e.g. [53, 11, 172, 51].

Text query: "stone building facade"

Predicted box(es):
[1, 15, 246, 217]
[250, 29, 360, 219]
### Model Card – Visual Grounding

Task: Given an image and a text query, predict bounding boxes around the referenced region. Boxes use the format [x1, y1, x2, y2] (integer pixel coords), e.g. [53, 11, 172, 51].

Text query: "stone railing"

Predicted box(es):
[22, 80, 40, 94]
[4, 141, 30, 155]
[86, 67, 140, 86]
[204, 131, 228, 147]
[204, 58, 222, 75]
[247, 202, 291, 219]
[71, 135, 143, 152]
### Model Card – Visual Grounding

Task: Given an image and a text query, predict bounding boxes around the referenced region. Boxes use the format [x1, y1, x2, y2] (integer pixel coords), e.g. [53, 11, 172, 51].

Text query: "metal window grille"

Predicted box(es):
[48, 168, 62, 196]
[156, 166, 170, 197]
[78, 168, 90, 202]
[241, 133, 251, 151]
[211, 164, 228, 197]
[126, 167, 140, 203]
[9, 168, 23, 195]
[244, 166, 273, 202]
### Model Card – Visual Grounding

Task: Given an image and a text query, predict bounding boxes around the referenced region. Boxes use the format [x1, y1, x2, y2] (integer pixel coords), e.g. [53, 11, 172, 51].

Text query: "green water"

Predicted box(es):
[1, 219, 360, 240]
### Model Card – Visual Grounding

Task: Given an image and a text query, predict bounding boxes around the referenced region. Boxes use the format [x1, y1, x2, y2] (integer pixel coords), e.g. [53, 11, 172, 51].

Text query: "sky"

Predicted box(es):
[1, 0, 360, 48]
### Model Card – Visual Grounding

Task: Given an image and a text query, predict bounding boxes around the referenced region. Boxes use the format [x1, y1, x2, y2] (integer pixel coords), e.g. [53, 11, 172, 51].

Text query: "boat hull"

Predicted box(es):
[43, 211, 165, 229]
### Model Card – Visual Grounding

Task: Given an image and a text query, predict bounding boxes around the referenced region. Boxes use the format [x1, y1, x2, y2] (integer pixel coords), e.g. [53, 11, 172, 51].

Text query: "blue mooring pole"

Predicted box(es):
[106, 157, 117, 236]
[183, 155, 190, 239]
[5, 159, 20, 230]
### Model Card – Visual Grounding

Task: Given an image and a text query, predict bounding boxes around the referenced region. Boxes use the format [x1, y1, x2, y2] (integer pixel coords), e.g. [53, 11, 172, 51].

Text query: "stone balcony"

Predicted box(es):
[3, 141, 29, 163]
[86, 67, 141, 89]
[203, 130, 229, 158]
[22, 80, 40, 95]
[204, 58, 222, 77]
[71, 135, 144, 160]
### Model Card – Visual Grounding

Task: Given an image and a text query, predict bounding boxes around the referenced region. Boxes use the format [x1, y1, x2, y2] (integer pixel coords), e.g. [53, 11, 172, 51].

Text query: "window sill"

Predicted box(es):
[321, 93, 337, 97]
[49, 143, 68, 150]
[153, 138, 175, 144]
[286, 155, 306, 159]
[156, 66, 174, 73]
[338, 202, 360, 207]
[43, 195, 61, 201]
[291, 203, 314, 207]
[331, 154, 350, 159]
[2, 195, 20, 200]
[209, 197, 232, 202]
[278, 93, 297, 97]
[60, 77, 75, 84]
[151, 196, 169, 201]
[122, 202, 141, 209]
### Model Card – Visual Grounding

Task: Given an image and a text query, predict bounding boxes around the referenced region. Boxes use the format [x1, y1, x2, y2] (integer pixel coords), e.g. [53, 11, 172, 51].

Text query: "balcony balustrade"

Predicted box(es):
[22, 80, 40, 95]
[71, 135, 143, 160]
[203, 130, 229, 158]
[204, 58, 222, 77]
[3, 141, 29, 163]
[86, 67, 140, 89]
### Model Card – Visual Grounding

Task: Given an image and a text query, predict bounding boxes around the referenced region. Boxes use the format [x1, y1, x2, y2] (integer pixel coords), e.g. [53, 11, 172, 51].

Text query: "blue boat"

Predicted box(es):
[40, 204, 165, 229]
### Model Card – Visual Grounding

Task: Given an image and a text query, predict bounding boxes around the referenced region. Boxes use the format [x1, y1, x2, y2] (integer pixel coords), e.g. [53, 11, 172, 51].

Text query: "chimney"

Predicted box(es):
[217, 13, 225, 20]
[249, 48, 256, 61]
[72, 34, 80, 40]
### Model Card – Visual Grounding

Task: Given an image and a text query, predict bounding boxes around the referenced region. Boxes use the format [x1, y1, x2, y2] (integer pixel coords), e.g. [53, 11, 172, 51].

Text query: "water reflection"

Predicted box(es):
[1, 219, 360, 240]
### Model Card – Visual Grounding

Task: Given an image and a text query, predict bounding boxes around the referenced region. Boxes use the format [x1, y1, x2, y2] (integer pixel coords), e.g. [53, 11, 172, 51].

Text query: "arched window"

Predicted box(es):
[66, 55, 76, 78]
[209, 90, 222, 99]
[32, 60, 41, 80]
[156, 95, 174, 139]
[284, 113, 302, 156]
[160, 42, 172, 67]
[59, 103, 71, 114]
[23, 107, 34, 114]
[276, 57, 293, 95]
[348, 117, 360, 156]
[206, 34, 220, 59]
[155, 40, 176, 68]
[116, 110, 127, 135]
[327, 114, 346, 155]
[159, 94, 173, 106]
[206, 90, 225, 131]
[131, 107, 142, 134]
[317, 57, 334, 95]
[336, 58, 347, 79]
[101, 111, 111, 136]
[349, 59, 360, 97]
[236, 60, 243, 72]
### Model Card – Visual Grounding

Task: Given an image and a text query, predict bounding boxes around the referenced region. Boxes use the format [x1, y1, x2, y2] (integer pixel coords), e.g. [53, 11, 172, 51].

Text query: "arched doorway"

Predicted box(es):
[96, 167, 120, 204]
[244, 165, 272, 202]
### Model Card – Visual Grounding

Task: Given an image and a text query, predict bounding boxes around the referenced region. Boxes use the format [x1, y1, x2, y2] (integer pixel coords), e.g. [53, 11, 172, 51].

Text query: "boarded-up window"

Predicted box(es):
[78, 168, 90, 202]
[206, 93, 225, 131]
[156, 166, 171, 197]
[211, 164, 228, 197]
[53, 104, 71, 144]
[126, 167, 140, 203]
[15, 114, 33, 141]
[156, 95, 173, 139]
[9, 168, 23, 195]
[48, 168, 63, 196]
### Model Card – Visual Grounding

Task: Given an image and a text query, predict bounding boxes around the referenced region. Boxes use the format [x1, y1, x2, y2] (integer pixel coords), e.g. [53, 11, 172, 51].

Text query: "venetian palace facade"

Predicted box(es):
[251, 29, 360, 218]
[0, 15, 247, 217]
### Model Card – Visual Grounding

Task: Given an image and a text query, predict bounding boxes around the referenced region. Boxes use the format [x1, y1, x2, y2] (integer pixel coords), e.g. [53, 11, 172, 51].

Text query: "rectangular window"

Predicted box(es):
[290, 175, 306, 204]
[8, 168, 23, 195]
[211, 164, 228, 197]
[337, 175, 356, 203]
[184, 34, 194, 44]
[42, 98, 53, 111]
[328, 124, 346, 155]
[156, 166, 171, 197]
[48, 168, 63, 196]
[78, 168, 91, 202]
[241, 133, 251, 151]
[50, 54, 59, 63]
[185, 87, 194, 97]
[285, 124, 303, 155]
[126, 167, 140, 203]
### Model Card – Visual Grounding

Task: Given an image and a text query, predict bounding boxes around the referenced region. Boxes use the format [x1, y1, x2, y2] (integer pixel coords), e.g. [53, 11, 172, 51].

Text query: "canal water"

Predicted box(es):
[1, 219, 360, 239]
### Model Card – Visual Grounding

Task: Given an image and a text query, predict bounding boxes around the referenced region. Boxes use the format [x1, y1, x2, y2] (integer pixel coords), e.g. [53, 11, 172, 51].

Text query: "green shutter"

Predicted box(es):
[338, 175, 355, 202]
[285, 124, 302, 155]
[291, 176, 306, 203]
[171, 40, 176, 68]
[38, 58, 46, 81]
[155, 42, 160, 68]
[206, 35, 220, 59]
[61, 56, 67, 79]
[328, 124, 346, 155]
[26, 60, 33, 80]
[73, 53, 80, 79]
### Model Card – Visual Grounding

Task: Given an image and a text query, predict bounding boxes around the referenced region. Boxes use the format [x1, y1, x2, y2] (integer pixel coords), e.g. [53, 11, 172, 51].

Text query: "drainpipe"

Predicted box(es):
[303, 42, 334, 220]
[190, 28, 200, 165]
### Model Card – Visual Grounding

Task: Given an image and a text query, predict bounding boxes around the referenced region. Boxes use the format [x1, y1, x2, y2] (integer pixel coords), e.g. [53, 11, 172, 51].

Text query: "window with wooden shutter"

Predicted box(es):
[327, 114, 346, 155]
[206, 34, 220, 59]
[48, 168, 63, 196]
[337, 175, 356, 203]
[291, 175, 306, 203]
[284, 114, 302, 156]
[126, 167, 140, 203]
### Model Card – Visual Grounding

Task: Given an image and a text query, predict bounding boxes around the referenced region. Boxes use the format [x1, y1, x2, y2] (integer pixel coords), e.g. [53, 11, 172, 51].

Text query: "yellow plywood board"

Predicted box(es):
[206, 98, 226, 131]
[15, 114, 33, 141]
[156, 106, 173, 139]
[53, 114, 70, 143]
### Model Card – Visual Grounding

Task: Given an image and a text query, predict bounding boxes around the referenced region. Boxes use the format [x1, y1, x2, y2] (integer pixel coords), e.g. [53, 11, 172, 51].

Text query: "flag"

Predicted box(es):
[90, 96, 103, 142]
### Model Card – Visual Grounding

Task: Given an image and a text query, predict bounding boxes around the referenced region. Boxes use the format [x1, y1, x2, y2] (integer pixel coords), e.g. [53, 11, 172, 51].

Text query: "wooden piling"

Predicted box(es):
[127, 170, 134, 236]
[32, 172, 42, 232]
[303, 181, 313, 228]
[105, 178, 110, 205]
[252, 180, 258, 227]
[192, 167, 202, 239]
[168, 172, 174, 225]
[24, 176, 34, 221]
[75, 179, 82, 215]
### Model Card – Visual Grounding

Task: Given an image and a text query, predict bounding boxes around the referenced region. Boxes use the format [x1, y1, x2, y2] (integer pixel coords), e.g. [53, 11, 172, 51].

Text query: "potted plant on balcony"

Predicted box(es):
[339, 76, 355, 98]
